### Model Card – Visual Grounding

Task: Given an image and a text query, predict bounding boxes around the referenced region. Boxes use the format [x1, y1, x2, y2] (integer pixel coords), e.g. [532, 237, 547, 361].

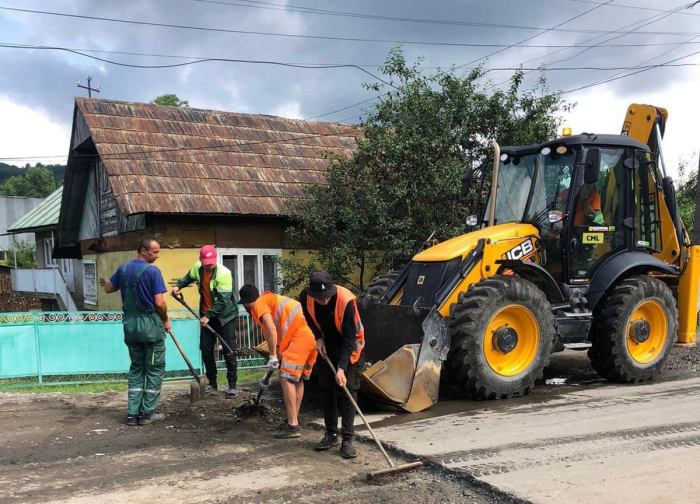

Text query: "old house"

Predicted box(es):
[55, 98, 358, 311]
[7, 186, 83, 311]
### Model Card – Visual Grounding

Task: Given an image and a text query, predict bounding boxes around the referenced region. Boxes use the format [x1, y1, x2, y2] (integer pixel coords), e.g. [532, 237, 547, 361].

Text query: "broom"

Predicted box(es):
[320, 352, 423, 479]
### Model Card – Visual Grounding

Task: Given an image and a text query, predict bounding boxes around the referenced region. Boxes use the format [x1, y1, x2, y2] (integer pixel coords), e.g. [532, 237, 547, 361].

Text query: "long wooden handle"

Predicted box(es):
[173, 291, 235, 355]
[321, 352, 395, 468]
[168, 330, 203, 385]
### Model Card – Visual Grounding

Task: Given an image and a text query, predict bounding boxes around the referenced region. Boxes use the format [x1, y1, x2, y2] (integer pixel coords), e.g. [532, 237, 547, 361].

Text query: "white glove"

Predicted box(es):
[259, 378, 271, 390]
[267, 357, 279, 371]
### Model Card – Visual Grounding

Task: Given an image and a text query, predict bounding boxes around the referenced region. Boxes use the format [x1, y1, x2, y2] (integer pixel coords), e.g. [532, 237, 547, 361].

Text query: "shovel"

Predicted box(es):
[320, 352, 423, 479]
[167, 329, 207, 404]
[171, 291, 250, 357]
[255, 368, 276, 406]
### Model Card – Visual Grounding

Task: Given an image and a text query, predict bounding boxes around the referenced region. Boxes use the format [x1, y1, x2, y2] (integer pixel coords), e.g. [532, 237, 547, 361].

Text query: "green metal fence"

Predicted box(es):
[0, 309, 265, 388]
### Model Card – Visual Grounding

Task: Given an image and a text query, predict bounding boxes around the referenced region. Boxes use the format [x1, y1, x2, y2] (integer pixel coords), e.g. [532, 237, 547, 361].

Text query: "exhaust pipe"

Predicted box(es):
[488, 141, 501, 228]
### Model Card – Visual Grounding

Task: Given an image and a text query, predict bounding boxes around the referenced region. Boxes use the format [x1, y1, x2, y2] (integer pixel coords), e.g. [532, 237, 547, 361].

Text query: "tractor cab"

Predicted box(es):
[473, 134, 676, 297]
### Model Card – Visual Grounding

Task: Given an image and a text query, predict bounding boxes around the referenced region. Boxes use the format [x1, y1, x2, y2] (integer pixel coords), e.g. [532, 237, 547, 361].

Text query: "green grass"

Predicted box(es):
[0, 368, 266, 394]
[235, 368, 267, 384]
[0, 380, 128, 394]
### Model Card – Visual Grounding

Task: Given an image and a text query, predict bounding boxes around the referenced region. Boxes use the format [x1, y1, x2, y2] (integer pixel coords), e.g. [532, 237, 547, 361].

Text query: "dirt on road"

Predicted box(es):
[2, 345, 698, 504]
[0, 385, 517, 504]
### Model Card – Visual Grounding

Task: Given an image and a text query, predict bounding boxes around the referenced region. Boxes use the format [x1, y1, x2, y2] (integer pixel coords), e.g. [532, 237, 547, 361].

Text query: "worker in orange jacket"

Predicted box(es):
[300, 272, 365, 459]
[239, 284, 317, 439]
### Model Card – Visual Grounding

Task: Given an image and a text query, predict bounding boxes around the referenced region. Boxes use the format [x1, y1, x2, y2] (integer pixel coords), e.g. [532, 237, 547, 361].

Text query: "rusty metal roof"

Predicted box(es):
[74, 98, 359, 216]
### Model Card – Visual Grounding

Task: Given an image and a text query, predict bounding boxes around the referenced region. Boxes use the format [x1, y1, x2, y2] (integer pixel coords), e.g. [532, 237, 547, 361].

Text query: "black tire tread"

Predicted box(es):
[447, 275, 556, 400]
[360, 271, 401, 302]
[588, 275, 678, 383]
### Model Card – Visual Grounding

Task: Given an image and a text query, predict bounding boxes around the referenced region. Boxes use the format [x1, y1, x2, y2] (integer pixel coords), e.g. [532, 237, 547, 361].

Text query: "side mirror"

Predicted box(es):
[461, 166, 475, 197]
[466, 215, 479, 227]
[548, 210, 563, 224]
[624, 158, 640, 170]
[584, 148, 601, 183]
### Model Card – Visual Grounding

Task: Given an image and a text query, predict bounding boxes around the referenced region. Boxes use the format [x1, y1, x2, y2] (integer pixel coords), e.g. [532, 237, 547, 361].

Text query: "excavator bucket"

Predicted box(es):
[359, 303, 451, 413]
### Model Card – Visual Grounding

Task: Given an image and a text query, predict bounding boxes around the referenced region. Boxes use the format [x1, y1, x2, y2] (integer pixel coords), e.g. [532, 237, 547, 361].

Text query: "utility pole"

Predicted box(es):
[77, 75, 101, 98]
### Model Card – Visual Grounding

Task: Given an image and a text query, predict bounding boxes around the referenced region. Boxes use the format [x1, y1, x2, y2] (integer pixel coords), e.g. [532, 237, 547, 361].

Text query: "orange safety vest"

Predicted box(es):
[251, 292, 308, 350]
[306, 285, 365, 364]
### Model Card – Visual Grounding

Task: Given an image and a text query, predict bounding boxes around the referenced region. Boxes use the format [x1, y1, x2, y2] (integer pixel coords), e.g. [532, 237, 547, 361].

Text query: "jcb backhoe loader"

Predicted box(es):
[359, 104, 700, 412]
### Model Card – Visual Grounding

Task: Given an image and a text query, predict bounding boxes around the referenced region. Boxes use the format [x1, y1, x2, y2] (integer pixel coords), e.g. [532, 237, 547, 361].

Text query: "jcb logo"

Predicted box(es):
[503, 240, 535, 261]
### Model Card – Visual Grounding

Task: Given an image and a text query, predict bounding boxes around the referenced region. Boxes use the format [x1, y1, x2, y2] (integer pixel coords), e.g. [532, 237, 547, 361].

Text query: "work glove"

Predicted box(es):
[259, 378, 271, 390]
[267, 357, 279, 371]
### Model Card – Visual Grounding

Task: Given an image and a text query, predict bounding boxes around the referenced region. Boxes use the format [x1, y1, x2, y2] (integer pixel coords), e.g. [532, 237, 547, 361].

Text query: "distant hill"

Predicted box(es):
[0, 162, 65, 186]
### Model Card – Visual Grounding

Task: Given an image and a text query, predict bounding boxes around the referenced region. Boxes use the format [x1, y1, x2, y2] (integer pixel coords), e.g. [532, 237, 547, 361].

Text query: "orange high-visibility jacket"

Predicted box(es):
[250, 292, 309, 349]
[305, 285, 365, 364]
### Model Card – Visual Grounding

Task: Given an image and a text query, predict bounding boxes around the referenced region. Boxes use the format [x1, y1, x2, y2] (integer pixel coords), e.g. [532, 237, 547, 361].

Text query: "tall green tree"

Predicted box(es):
[278, 48, 569, 294]
[0, 166, 56, 198]
[152, 94, 190, 108]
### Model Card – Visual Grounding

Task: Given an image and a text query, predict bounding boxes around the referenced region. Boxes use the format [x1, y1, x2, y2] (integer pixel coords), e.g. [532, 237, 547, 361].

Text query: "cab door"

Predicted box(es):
[567, 147, 629, 283]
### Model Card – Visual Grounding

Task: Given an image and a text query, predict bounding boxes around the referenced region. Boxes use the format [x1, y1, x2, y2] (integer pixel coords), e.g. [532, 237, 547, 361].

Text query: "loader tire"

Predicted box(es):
[588, 276, 677, 383]
[448, 275, 555, 399]
[360, 271, 401, 306]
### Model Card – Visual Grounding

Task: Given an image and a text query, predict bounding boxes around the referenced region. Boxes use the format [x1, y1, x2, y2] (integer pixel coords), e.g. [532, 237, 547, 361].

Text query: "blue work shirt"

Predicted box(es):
[109, 259, 167, 311]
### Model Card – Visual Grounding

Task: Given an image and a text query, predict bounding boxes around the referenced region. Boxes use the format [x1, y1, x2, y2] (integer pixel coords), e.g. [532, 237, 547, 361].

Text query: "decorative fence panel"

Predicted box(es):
[0, 309, 265, 388]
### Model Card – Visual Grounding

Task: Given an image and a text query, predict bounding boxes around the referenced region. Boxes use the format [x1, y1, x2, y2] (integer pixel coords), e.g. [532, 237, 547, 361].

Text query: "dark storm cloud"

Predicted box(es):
[0, 0, 698, 131]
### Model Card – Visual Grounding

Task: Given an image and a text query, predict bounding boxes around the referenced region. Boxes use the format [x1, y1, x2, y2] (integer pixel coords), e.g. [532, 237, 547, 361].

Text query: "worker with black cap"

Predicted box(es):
[300, 271, 365, 459]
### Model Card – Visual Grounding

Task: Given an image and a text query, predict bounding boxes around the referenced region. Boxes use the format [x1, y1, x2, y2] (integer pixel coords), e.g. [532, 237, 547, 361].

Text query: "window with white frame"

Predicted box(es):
[218, 248, 283, 297]
[83, 260, 98, 306]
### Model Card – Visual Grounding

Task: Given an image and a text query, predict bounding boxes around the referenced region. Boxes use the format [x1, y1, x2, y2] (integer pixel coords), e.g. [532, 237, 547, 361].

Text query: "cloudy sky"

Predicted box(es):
[1, 0, 699, 178]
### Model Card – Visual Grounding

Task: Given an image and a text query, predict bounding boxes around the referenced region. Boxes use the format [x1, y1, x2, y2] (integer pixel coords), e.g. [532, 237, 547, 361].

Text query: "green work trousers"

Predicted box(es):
[127, 339, 166, 416]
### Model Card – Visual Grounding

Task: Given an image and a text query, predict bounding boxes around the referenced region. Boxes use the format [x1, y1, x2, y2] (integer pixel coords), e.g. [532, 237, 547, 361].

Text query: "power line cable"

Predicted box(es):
[560, 46, 700, 94]
[8, 44, 699, 163]
[3, 5, 700, 46]
[5, 42, 697, 73]
[5, 19, 700, 162]
[2, 39, 694, 165]
[487, 0, 699, 89]
[454, 0, 615, 71]
[3, 38, 697, 57]
[0, 127, 360, 162]
[567, 34, 700, 92]
[176, 0, 700, 23]
[554, 0, 700, 16]
[0, 43, 399, 88]
[310, 0, 617, 121]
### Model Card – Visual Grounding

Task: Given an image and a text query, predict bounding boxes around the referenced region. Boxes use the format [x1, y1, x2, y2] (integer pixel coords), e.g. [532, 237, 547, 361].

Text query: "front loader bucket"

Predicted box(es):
[359, 303, 451, 413]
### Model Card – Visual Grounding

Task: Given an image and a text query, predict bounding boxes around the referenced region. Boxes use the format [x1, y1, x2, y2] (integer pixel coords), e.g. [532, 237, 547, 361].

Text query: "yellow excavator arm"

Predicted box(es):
[622, 104, 697, 346]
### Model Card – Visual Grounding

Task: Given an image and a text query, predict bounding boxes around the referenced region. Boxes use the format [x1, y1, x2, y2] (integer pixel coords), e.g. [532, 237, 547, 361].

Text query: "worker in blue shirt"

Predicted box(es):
[105, 237, 170, 426]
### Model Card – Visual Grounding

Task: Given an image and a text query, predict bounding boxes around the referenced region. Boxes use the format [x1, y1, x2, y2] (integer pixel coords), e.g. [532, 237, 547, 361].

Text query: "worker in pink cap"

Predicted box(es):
[171, 246, 239, 397]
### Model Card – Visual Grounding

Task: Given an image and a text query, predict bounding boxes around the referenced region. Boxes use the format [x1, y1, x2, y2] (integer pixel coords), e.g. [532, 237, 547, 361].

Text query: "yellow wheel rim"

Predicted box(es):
[484, 305, 539, 377]
[627, 300, 667, 364]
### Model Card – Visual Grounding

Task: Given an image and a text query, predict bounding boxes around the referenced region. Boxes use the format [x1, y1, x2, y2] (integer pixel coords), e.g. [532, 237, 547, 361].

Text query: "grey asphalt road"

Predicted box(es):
[353, 351, 700, 504]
